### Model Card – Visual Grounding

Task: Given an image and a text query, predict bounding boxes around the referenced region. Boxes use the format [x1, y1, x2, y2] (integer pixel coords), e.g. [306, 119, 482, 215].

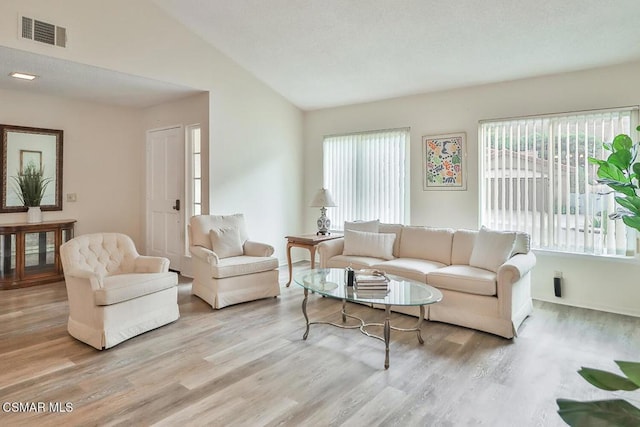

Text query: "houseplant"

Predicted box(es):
[587, 126, 640, 233]
[556, 127, 640, 425]
[557, 361, 640, 426]
[12, 161, 52, 223]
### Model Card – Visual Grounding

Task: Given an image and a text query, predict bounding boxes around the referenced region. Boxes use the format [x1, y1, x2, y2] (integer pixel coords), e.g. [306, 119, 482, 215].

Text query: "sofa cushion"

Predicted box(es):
[373, 258, 446, 283]
[211, 255, 278, 279]
[427, 265, 497, 296]
[469, 227, 516, 273]
[512, 232, 531, 256]
[379, 223, 404, 258]
[345, 220, 380, 233]
[451, 229, 477, 265]
[399, 226, 454, 265]
[210, 227, 244, 259]
[94, 272, 178, 305]
[343, 230, 395, 260]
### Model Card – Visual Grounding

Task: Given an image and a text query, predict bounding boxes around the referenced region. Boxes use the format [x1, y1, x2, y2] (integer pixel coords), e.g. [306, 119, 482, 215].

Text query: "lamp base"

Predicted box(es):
[316, 207, 331, 236]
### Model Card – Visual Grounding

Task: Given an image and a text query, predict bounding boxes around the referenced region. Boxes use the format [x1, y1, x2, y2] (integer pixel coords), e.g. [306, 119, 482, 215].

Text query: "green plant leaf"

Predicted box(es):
[578, 367, 639, 391]
[588, 157, 607, 167]
[615, 197, 640, 216]
[557, 399, 640, 427]
[633, 163, 640, 178]
[608, 150, 633, 171]
[597, 163, 629, 183]
[616, 361, 640, 387]
[613, 134, 634, 152]
[603, 142, 613, 151]
[597, 179, 637, 197]
[623, 216, 640, 232]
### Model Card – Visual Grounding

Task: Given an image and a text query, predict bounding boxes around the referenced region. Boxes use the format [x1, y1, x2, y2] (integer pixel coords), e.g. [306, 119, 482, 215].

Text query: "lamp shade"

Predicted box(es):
[310, 188, 336, 207]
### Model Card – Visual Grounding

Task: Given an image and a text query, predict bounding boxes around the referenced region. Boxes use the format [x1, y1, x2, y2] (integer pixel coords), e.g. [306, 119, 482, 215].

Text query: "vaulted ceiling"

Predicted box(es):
[153, 0, 640, 110]
[3, 1, 640, 111]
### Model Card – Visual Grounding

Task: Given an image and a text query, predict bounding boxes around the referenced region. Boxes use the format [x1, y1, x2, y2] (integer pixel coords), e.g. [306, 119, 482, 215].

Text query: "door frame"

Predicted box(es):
[145, 125, 185, 270]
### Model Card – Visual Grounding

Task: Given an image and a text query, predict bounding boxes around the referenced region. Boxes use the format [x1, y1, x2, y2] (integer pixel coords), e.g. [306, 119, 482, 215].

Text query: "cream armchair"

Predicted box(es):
[189, 214, 280, 309]
[60, 233, 179, 350]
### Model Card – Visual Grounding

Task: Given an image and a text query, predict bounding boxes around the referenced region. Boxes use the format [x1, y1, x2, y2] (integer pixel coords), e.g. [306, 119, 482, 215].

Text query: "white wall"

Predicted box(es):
[304, 61, 640, 317]
[0, 1, 304, 264]
[0, 88, 145, 242]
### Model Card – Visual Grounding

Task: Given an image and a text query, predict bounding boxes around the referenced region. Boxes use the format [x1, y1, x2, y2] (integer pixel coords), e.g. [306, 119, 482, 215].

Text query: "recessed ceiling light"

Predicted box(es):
[9, 72, 37, 81]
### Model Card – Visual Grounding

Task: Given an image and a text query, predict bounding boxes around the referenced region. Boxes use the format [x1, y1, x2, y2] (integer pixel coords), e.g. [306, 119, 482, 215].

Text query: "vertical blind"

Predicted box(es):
[323, 128, 408, 229]
[480, 108, 637, 255]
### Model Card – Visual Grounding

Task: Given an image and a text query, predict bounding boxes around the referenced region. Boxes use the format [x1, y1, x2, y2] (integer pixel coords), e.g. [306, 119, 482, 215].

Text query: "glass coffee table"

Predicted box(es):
[294, 268, 443, 369]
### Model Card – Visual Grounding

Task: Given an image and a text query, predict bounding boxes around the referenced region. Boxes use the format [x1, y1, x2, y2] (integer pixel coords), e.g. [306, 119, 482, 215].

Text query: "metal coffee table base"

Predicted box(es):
[301, 288, 425, 369]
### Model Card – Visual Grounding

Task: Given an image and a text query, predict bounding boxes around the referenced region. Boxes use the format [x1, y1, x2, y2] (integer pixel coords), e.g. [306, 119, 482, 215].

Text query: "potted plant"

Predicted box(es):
[588, 126, 640, 233]
[12, 161, 52, 223]
[556, 127, 640, 425]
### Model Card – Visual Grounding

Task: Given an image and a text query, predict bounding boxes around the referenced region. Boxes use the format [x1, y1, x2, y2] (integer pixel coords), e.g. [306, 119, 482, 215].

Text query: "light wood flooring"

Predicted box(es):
[1, 263, 639, 426]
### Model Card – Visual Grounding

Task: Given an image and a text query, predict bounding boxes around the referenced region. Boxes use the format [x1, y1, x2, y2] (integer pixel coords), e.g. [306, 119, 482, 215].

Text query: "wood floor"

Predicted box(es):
[1, 263, 639, 426]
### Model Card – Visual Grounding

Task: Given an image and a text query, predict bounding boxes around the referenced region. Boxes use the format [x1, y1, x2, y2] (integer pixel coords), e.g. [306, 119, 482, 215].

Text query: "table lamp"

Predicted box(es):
[310, 188, 336, 235]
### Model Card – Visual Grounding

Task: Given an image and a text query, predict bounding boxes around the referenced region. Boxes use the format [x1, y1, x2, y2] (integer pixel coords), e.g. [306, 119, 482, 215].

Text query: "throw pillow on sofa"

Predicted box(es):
[343, 229, 395, 260]
[469, 226, 517, 272]
[209, 227, 244, 258]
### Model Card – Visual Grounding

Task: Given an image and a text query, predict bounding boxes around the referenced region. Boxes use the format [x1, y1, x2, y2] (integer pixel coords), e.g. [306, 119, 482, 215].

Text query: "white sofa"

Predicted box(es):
[317, 222, 536, 338]
[60, 233, 179, 350]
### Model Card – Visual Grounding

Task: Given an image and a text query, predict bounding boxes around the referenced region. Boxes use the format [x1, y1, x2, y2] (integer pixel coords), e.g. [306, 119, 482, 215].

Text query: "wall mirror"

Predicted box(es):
[0, 125, 63, 212]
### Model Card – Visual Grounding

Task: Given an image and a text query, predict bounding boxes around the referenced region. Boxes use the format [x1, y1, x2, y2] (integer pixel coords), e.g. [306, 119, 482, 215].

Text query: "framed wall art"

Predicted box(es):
[20, 149, 42, 171]
[423, 132, 467, 191]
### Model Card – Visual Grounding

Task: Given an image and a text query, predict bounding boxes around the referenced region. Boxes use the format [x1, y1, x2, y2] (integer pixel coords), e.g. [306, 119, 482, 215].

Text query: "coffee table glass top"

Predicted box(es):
[294, 268, 443, 306]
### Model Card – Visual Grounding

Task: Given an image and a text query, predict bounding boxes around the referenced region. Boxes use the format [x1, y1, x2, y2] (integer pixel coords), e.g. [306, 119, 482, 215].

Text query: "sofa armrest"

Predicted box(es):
[134, 256, 170, 273]
[190, 245, 219, 265]
[498, 252, 537, 285]
[496, 251, 536, 313]
[317, 238, 345, 268]
[244, 240, 274, 257]
[64, 268, 103, 290]
[65, 267, 97, 280]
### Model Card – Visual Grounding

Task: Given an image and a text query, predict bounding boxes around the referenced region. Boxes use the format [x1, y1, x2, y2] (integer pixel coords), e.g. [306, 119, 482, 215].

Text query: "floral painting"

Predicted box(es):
[423, 132, 467, 190]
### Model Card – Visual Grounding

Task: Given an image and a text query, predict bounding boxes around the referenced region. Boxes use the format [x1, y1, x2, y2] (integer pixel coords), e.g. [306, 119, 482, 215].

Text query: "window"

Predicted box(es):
[480, 107, 638, 255]
[186, 124, 202, 218]
[323, 128, 409, 229]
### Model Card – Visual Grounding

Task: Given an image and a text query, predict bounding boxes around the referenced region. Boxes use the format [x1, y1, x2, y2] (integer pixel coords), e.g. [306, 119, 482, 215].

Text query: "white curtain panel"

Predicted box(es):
[323, 128, 408, 229]
[480, 108, 637, 256]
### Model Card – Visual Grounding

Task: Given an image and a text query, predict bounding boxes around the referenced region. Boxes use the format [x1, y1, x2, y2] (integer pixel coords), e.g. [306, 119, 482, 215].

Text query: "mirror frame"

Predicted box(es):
[0, 124, 63, 213]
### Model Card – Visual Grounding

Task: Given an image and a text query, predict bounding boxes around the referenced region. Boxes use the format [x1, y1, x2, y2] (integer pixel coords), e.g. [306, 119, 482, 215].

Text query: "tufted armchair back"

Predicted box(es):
[61, 233, 140, 277]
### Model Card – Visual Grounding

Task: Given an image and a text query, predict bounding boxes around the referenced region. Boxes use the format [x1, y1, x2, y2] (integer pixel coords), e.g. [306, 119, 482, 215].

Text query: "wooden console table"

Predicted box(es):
[285, 233, 342, 287]
[0, 219, 76, 289]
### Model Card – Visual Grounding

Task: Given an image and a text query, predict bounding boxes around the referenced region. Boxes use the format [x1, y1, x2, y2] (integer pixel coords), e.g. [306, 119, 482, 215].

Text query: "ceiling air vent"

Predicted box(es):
[20, 15, 67, 48]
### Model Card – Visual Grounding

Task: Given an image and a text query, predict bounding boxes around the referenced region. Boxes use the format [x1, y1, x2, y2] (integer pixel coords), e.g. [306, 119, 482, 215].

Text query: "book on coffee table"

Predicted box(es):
[355, 272, 389, 292]
[355, 286, 389, 293]
[355, 288, 390, 298]
[355, 269, 389, 284]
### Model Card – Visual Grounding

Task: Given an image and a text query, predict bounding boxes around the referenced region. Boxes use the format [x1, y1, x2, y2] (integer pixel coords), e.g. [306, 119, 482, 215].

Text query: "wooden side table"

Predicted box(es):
[0, 219, 76, 289]
[285, 234, 343, 286]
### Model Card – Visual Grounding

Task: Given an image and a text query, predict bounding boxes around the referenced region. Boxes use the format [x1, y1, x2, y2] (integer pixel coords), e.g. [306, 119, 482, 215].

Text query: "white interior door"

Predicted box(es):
[146, 126, 184, 270]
